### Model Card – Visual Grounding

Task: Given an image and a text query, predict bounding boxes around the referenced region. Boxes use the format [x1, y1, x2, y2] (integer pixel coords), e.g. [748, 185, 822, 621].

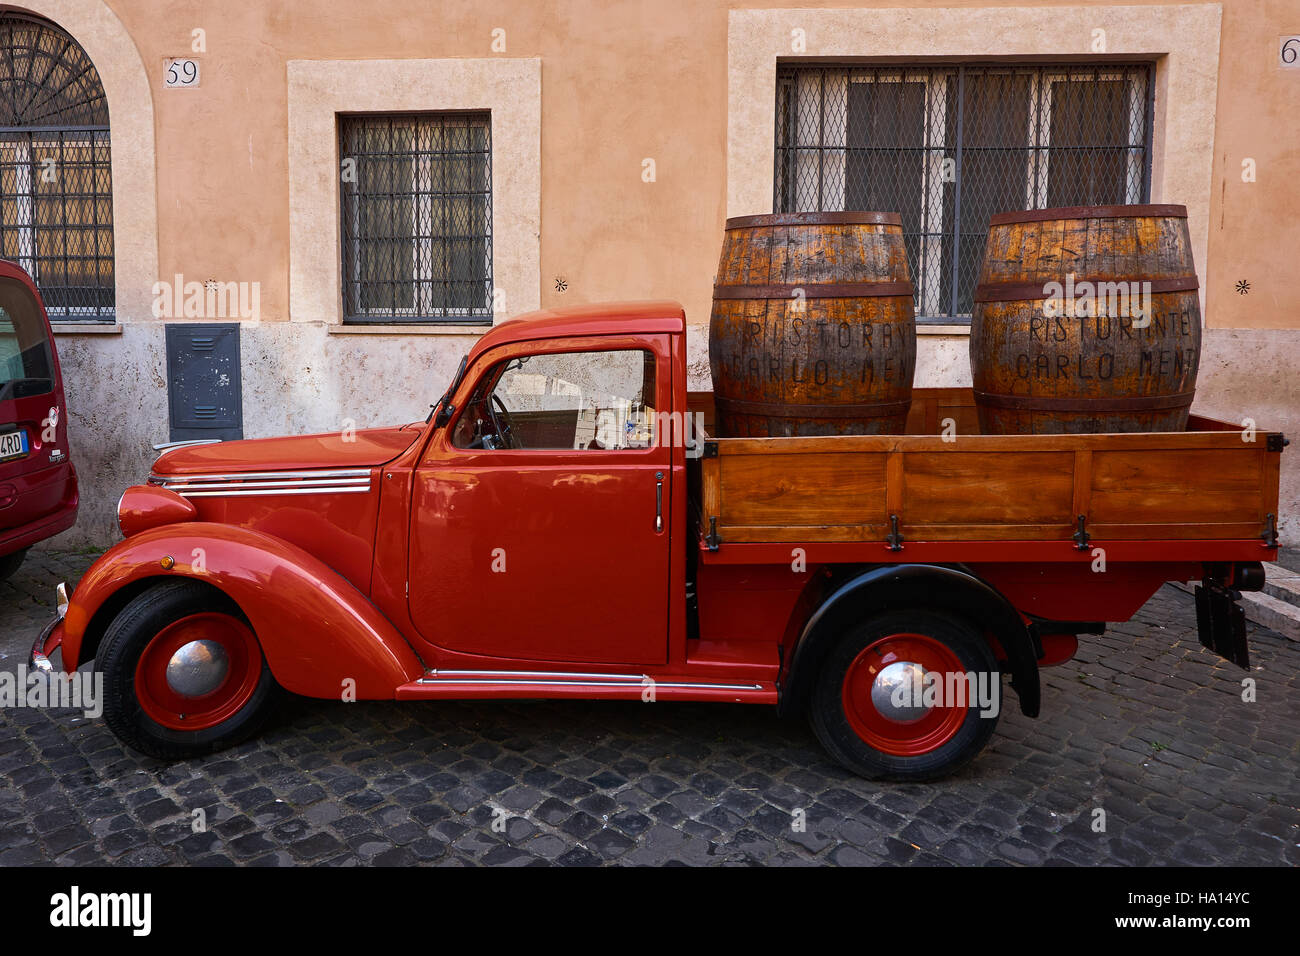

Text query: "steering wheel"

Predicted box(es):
[487, 393, 519, 449]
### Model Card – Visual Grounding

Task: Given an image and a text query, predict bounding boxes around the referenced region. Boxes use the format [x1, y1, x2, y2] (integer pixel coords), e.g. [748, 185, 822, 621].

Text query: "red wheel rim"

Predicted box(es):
[841, 633, 971, 757]
[134, 612, 262, 731]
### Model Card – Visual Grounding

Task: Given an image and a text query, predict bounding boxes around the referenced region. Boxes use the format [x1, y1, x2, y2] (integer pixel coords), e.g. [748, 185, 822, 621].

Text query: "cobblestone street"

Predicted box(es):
[2, 550, 1297, 866]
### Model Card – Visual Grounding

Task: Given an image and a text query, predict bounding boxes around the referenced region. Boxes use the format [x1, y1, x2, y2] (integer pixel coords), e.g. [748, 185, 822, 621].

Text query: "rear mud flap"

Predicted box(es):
[1194, 581, 1250, 669]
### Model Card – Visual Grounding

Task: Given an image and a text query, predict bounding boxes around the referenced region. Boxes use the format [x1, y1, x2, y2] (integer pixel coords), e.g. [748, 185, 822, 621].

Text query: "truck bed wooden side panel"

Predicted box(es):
[699, 388, 1282, 546]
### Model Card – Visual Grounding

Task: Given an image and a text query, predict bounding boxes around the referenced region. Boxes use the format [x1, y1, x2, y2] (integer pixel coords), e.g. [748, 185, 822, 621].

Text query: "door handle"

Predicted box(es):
[655, 472, 664, 532]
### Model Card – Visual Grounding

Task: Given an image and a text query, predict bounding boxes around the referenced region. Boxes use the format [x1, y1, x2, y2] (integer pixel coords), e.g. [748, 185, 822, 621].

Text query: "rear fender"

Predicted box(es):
[62, 522, 424, 698]
[780, 563, 1041, 718]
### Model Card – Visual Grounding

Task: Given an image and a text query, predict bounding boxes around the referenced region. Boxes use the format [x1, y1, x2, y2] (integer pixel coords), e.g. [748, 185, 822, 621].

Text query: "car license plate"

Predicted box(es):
[0, 428, 29, 463]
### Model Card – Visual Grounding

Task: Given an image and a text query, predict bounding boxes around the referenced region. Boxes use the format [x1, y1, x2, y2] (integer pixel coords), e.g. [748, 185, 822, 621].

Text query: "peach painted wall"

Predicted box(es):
[79, 0, 1295, 332]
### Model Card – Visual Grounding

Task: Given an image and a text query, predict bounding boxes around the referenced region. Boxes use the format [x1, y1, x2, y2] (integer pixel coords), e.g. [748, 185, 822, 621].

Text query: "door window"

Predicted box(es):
[453, 348, 657, 451]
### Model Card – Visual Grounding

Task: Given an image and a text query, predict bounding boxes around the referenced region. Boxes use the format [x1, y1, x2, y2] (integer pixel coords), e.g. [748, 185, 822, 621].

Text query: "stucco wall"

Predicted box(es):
[54, 325, 474, 541]
[9, 0, 1296, 547]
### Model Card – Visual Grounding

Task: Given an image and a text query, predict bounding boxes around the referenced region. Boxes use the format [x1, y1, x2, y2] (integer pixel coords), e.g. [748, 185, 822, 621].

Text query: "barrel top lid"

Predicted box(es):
[725, 211, 903, 229]
[989, 204, 1188, 226]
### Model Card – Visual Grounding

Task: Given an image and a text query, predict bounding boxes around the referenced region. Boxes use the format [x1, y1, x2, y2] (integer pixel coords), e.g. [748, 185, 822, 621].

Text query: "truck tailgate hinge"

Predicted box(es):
[705, 516, 721, 551]
[1261, 513, 1279, 548]
[1073, 514, 1090, 551]
[886, 514, 904, 552]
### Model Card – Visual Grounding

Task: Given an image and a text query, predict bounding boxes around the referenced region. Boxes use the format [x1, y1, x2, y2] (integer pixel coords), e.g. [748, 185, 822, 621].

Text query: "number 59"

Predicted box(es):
[164, 58, 200, 88]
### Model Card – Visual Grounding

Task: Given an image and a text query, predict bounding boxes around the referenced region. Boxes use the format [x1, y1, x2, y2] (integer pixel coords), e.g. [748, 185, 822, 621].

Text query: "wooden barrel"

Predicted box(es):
[971, 204, 1201, 434]
[709, 212, 915, 437]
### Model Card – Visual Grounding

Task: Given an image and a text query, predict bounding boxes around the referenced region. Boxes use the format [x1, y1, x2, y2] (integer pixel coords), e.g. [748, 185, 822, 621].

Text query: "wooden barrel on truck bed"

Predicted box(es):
[971, 204, 1201, 434]
[709, 211, 916, 437]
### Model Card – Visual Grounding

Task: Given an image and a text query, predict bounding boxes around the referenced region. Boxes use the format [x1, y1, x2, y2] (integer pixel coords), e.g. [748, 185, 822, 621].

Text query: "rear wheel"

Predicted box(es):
[98, 580, 279, 760]
[0, 547, 27, 581]
[809, 609, 1001, 781]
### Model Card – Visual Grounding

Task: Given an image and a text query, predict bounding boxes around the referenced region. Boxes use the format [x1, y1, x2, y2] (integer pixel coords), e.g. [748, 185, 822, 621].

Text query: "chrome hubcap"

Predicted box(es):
[870, 660, 931, 723]
[165, 639, 230, 698]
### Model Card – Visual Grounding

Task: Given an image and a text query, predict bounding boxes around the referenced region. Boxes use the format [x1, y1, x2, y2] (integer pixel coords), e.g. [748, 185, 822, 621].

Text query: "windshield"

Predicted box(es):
[0, 277, 54, 402]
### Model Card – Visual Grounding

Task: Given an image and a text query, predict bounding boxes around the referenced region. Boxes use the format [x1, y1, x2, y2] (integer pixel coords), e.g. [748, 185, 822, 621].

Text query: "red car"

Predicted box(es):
[31, 301, 1282, 780]
[0, 260, 78, 580]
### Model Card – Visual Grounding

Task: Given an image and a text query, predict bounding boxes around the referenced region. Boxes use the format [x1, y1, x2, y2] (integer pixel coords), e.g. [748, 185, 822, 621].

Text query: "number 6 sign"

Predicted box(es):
[163, 57, 200, 88]
[1282, 36, 1300, 69]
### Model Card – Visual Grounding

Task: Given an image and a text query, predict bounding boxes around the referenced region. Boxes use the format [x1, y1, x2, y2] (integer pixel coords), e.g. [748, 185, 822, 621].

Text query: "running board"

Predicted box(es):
[395, 669, 777, 704]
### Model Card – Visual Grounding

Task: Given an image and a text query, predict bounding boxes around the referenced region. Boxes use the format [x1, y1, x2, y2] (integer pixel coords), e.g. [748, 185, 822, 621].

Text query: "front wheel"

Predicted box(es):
[809, 609, 1001, 781]
[98, 580, 279, 760]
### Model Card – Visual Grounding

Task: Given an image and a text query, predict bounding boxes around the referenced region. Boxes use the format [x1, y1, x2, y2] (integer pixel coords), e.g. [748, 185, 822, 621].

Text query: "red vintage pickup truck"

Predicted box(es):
[32, 301, 1283, 780]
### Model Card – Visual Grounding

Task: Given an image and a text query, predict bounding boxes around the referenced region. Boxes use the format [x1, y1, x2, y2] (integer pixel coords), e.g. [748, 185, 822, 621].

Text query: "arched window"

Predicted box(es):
[0, 12, 113, 321]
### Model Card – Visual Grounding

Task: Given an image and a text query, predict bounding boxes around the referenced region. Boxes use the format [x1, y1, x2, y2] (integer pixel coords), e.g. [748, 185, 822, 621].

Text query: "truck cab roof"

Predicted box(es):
[468, 300, 685, 362]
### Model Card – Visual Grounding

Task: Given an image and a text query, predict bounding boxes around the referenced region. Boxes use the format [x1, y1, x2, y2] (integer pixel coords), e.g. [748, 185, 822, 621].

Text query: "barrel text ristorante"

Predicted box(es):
[970, 204, 1201, 435]
[709, 211, 916, 437]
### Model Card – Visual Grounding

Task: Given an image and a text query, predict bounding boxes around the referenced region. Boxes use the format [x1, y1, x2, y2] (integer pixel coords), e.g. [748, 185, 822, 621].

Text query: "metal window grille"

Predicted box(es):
[0, 13, 114, 322]
[775, 62, 1155, 321]
[340, 112, 493, 324]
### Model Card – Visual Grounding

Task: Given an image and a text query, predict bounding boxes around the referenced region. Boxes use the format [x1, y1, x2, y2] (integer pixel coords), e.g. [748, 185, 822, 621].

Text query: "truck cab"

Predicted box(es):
[405, 302, 680, 666]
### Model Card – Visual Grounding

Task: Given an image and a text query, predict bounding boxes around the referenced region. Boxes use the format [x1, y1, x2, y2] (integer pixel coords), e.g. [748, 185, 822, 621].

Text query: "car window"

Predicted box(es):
[453, 349, 656, 450]
[0, 278, 54, 402]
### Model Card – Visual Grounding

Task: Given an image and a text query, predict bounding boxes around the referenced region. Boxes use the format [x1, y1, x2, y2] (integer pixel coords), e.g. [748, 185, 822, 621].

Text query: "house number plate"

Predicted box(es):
[1281, 37, 1300, 69]
[164, 58, 200, 88]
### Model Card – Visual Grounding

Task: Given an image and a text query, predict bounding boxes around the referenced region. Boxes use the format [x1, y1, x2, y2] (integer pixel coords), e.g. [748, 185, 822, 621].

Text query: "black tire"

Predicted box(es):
[0, 547, 27, 581]
[98, 580, 279, 760]
[809, 609, 1001, 782]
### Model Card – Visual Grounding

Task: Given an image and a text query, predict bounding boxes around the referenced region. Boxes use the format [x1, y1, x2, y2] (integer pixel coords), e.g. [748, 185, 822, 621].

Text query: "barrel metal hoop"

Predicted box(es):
[972, 275, 1200, 303]
[716, 396, 913, 419]
[973, 390, 1197, 413]
[987, 204, 1188, 225]
[713, 281, 914, 300]
[725, 211, 903, 229]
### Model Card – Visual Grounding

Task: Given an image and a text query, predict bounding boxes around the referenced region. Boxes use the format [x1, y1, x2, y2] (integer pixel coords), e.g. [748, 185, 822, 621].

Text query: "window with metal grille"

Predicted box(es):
[0, 13, 114, 322]
[775, 63, 1154, 322]
[339, 112, 493, 324]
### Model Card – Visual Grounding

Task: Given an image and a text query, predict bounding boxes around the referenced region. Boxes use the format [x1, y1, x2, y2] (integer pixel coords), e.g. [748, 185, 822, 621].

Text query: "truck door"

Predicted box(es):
[408, 334, 672, 665]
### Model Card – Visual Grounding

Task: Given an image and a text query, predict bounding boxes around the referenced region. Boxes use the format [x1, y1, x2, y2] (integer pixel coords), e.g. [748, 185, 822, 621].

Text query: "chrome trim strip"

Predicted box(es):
[416, 674, 765, 691]
[150, 468, 372, 483]
[161, 478, 370, 491]
[152, 438, 223, 452]
[430, 669, 649, 681]
[175, 486, 371, 498]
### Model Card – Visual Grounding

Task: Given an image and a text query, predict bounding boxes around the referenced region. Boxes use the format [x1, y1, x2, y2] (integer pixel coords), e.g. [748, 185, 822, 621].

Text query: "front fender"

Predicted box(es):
[63, 522, 424, 699]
